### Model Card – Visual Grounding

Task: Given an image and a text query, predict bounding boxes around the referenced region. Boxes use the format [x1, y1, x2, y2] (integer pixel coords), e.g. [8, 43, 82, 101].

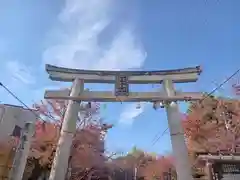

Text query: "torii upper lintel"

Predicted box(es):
[45, 64, 202, 84]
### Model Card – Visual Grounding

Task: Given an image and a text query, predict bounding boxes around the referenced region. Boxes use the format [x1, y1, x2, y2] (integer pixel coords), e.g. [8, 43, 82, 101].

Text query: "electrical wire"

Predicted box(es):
[0, 82, 48, 122]
[0, 82, 96, 123]
[151, 128, 168, 146]
[151, 68, 240, 146]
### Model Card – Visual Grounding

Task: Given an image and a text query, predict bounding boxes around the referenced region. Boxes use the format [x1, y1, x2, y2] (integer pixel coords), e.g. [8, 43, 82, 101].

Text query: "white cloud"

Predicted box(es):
[0, 60, 35, 104]
[42, 0, 147, 125]
[96, 29, 146, 70]
[42, 0, 146, 70]
[5, 60, 35, 85]
[119, 102, 148, 126]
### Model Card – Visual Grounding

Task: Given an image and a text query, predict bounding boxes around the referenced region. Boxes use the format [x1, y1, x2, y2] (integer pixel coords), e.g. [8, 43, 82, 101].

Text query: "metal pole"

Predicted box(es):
[163, 79, 193, 180]
[49, 79, 83, 180]
[9, 122, 35, 180]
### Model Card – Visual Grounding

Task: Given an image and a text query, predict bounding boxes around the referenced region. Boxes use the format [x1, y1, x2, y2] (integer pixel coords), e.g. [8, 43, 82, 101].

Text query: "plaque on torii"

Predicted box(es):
[44, 64, 203, 180]
[115, 74, 129, 96]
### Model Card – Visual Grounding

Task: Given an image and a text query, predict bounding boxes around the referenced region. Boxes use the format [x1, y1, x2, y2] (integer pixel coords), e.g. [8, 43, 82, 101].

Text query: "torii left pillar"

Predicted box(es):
[49, 79, 83, 180]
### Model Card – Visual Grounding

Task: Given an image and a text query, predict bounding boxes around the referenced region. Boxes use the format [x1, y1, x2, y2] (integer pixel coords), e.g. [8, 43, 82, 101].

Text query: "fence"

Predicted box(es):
[212, 161, 240, 180]
[195, 153, 240, 180]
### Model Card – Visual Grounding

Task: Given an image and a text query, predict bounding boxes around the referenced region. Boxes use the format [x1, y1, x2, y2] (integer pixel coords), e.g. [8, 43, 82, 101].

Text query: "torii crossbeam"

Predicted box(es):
[45, 64, 203, 180]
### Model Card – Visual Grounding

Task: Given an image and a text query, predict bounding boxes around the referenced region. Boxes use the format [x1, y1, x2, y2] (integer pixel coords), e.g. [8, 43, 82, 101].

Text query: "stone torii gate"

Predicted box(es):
[44, 64, 203, 180]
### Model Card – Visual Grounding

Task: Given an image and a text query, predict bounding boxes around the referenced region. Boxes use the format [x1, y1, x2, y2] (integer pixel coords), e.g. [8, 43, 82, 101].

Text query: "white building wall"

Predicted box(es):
[0, 104, 37, 142]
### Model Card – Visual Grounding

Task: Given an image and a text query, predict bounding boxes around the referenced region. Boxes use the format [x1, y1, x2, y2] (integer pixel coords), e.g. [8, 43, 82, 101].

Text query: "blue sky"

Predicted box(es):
[0, 0, 239, 155]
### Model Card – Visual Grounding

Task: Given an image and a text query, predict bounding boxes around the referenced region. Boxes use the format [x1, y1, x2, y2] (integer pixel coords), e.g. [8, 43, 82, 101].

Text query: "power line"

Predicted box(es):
[0, 82, 48, 122]
[151, 128, 168, 146]
[151, 68, 240, 146]
[0, 82, 90, 123]
[0, 82, 31, 110]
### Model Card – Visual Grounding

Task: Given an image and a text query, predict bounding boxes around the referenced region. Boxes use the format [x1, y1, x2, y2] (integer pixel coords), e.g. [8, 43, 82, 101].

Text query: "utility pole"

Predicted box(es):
[9, 122, 35, 180]
[44, 64, 202, 180]
[48, 79, 83, 180]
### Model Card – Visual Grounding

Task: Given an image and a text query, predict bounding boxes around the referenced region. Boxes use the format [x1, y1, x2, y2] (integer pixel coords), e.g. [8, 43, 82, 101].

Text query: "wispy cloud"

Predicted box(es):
[42, 0, 146, 70]
[119, 102, 148, 126]
[42, 0, 147, 125]
[5, 60, 35, 85]
[95, 29, 146, 70]
[0, 59, 35, 102]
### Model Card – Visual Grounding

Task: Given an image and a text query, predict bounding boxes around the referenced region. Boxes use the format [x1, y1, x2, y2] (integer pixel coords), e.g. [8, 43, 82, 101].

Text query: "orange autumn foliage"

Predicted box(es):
[0, 99, 112, 180]
[109, 147, 176, 180]
[183, 95, 240, 156]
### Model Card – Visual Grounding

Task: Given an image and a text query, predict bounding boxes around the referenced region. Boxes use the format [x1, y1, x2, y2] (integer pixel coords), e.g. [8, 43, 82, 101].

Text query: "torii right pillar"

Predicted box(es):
[163, 79, 193, 180]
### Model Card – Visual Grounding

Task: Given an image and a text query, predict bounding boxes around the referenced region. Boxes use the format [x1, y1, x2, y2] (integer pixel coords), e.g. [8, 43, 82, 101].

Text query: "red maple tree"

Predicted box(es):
[21, 99, 112, 179]
[181, 95, 240, 178]
[109, 147, 176, 180]
[183, 95, 240, 155]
